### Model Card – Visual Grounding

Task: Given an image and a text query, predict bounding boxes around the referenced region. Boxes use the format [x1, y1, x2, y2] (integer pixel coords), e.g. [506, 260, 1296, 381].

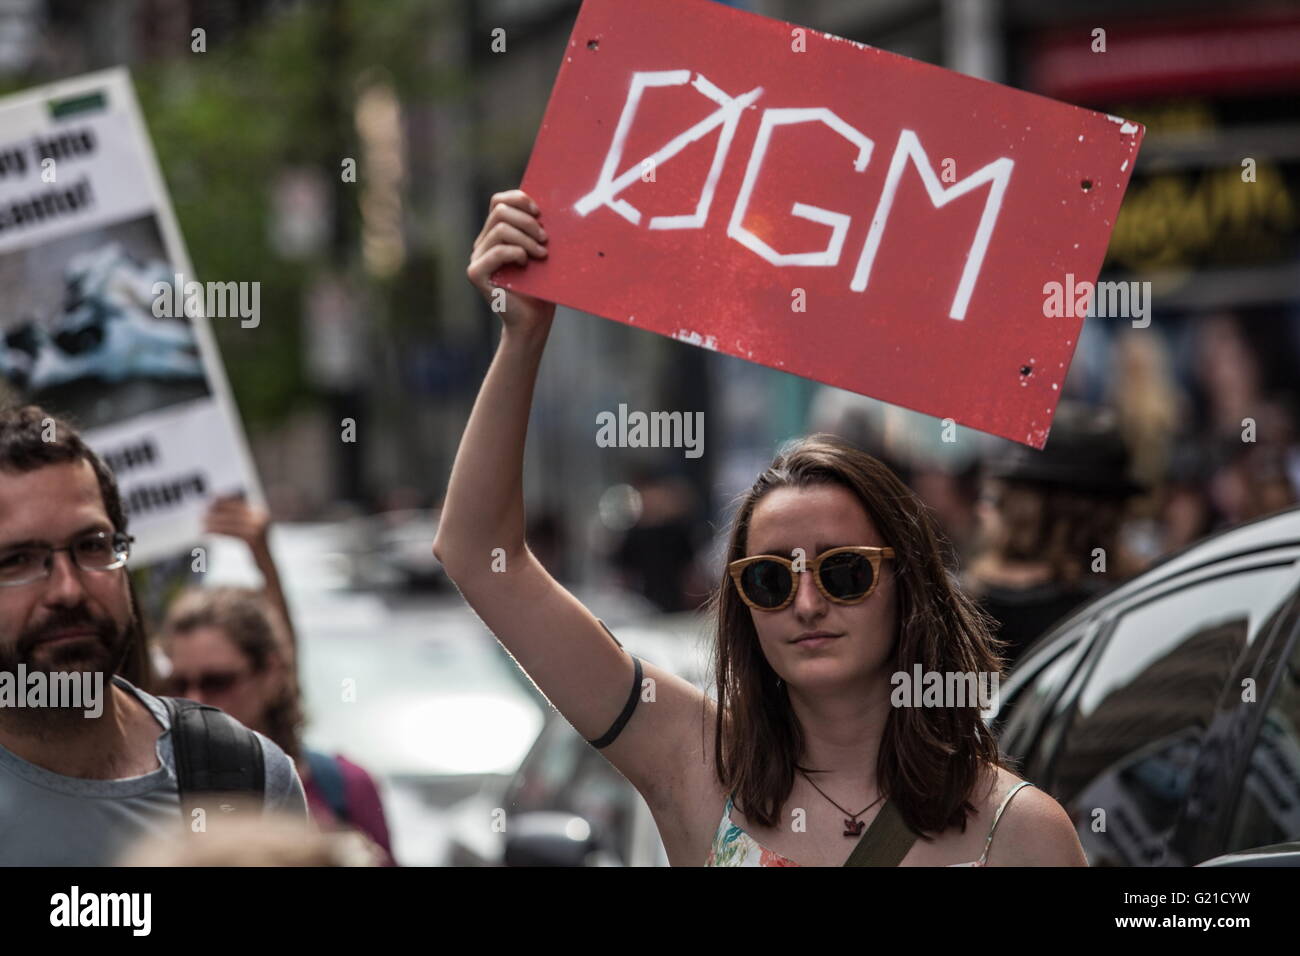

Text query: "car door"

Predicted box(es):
[1196, 583, 1300, 861]
[1027, 557, 1300, 866]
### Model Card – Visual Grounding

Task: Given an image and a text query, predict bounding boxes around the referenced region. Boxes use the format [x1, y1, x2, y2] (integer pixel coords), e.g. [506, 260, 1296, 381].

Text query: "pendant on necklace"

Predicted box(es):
[844, 818, 864, 837]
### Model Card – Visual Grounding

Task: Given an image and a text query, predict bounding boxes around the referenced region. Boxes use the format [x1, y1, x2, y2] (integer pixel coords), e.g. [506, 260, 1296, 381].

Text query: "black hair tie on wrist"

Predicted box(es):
[588, 620, 644, 750]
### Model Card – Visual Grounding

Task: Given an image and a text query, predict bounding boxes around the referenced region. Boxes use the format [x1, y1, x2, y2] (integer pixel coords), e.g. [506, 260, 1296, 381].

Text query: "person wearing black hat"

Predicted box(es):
[965, 403, 1145, 672]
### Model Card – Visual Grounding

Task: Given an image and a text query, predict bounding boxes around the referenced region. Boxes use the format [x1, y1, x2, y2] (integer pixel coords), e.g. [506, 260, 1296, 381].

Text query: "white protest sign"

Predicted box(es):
[0, 68, 262, 562]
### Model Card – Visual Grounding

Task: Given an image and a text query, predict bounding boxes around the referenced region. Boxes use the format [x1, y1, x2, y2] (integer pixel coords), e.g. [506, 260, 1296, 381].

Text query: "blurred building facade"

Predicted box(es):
[4, 0, 1298, 590]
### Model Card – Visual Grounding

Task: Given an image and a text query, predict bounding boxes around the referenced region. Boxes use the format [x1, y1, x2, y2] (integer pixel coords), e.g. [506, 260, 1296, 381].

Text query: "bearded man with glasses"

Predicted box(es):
[0, 405, 307, 866]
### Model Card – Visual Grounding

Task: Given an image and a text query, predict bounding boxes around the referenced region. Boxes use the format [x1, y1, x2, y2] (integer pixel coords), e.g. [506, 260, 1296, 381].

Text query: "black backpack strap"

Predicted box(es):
[164, 696, 266, 823]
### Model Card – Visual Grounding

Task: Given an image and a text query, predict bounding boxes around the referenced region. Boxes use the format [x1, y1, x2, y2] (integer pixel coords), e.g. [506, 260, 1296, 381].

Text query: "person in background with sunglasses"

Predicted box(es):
[437, 188, 1088, 867]
[0, 405, 306, 866]
[160, 575, 395, 866]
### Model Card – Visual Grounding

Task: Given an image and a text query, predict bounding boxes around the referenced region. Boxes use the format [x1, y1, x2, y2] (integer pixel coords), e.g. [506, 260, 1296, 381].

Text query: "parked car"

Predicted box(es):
[346, 509, 448, 592]
[990, 505, 1300, 866]
[199, 524, 548, 866]
[444, 612, 712, 866]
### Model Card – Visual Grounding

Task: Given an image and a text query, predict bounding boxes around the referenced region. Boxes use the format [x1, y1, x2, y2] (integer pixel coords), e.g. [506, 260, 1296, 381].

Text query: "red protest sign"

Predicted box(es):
[493, 0, 1144, 448]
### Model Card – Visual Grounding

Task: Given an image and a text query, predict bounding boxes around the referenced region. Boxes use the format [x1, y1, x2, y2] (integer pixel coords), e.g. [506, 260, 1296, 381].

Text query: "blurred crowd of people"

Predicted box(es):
[600, 312, 1300, 673]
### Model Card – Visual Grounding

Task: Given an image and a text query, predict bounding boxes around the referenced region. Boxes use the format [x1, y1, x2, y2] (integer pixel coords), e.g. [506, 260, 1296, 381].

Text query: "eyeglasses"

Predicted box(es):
[164, 670, 249, 697]
[728, 546, 895, 612]
[0, 531, 135, 588]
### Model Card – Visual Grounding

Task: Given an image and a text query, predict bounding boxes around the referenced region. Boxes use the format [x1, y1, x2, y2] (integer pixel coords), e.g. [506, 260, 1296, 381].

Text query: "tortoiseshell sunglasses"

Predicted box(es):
[728, 546, 895, 611]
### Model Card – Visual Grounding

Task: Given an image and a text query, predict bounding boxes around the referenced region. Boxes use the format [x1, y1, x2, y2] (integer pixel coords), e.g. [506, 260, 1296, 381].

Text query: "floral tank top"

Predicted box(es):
[706, 780, 1035, 867]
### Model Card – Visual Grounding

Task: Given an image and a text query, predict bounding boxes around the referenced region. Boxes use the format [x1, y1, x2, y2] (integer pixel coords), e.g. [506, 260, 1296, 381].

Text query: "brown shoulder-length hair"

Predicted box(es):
[159, 587, 305, 761]
[710, 434, 1007, 837]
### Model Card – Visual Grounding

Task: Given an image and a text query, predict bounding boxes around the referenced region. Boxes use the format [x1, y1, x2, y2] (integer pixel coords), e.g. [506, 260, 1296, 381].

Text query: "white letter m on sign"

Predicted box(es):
[851, 130, 1013, 320]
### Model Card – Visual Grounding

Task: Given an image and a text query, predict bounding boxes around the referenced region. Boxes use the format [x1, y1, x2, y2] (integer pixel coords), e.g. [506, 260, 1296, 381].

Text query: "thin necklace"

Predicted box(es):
[798, 768, 884, 837]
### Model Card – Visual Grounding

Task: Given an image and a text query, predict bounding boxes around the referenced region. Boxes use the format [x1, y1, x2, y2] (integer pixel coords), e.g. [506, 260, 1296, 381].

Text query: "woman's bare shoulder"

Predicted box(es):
[981, 765, 1087, 866]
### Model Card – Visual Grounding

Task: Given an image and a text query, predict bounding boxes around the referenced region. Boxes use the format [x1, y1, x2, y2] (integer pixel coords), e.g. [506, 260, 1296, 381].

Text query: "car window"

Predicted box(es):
[1048, 566, 1296, 866]
[1225, 616, 1300, 853]
[996, 630, 1091, 774]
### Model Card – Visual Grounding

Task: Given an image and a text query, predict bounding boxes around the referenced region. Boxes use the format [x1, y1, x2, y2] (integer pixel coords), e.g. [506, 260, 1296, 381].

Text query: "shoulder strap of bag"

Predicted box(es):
[304, 748, 350, 823]
[843, 799, 919, 867]
[164, 696, 266, 822]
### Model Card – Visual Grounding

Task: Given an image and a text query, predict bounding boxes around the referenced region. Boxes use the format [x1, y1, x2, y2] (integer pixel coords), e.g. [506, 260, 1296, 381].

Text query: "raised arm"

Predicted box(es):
[204, 495, 297, 662]
[433, 190, 713, 817]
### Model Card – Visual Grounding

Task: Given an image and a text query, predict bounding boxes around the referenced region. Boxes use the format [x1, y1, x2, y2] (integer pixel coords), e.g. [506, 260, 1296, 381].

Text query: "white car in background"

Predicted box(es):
[197, 523, 544, 865]
[443, 611, 713, 867]
[198, 524, 699, 866]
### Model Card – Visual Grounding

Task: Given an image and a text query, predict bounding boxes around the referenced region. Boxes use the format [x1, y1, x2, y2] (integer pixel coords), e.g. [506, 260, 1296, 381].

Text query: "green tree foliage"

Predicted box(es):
[132, 0, 449, 429]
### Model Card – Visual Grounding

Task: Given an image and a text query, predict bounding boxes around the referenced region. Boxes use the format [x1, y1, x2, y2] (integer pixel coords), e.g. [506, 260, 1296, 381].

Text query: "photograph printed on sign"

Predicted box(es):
[0, 213, 211, 431]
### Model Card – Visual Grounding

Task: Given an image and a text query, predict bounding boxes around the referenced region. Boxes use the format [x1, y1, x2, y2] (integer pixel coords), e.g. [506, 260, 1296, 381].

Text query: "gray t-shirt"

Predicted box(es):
[0, 675, 307, 866]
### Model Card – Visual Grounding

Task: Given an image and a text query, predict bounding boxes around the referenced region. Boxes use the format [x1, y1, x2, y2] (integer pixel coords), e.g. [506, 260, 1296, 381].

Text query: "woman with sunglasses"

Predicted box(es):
[438, 188, 1087, 866]
[158, 501, 397, 866]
